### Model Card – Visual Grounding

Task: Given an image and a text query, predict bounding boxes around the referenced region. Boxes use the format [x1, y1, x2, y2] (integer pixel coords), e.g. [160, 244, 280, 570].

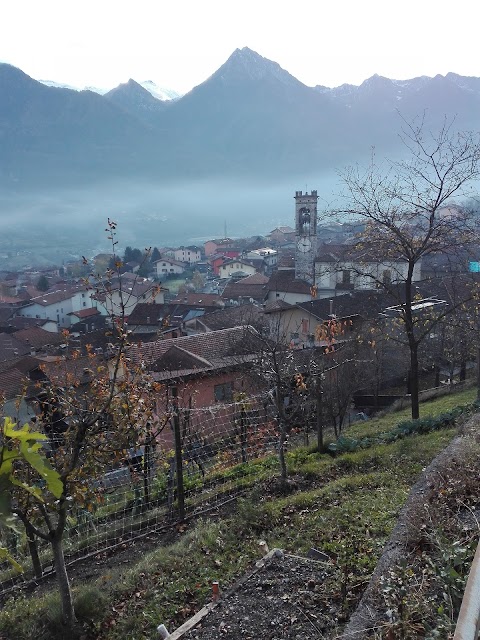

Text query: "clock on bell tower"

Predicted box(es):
[294, 190, 318, 284]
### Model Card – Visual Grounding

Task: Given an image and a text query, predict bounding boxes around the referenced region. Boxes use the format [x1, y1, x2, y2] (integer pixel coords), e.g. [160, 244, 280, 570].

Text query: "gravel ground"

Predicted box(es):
[179, 551, 339, 640]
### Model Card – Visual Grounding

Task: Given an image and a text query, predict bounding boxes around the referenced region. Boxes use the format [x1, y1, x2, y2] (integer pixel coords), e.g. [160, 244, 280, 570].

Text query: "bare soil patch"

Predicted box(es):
[178, 551, 340, 640]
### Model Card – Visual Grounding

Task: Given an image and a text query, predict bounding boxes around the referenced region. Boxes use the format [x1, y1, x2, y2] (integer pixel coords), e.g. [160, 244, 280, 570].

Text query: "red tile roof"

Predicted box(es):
[69, 307, 100, 319]
[0, 368, 30, 400]
[129, 326, 263, 374]
[14, 327, 64, 350]
[26, 287, 87, 307]
[196, 304, 265, 331]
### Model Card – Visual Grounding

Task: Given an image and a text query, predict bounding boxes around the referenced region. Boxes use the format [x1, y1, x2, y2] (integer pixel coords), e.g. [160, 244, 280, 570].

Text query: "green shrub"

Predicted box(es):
[328, 403, 475, 455]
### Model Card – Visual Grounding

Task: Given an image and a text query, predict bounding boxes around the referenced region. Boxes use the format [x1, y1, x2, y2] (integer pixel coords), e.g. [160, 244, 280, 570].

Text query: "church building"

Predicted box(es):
[293, 189, 421, 297]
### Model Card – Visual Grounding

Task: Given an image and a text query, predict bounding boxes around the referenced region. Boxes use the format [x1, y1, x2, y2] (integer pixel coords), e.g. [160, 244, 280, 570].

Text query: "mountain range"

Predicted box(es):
[40, 78, 181, 101]
[1, 47, 480, 191]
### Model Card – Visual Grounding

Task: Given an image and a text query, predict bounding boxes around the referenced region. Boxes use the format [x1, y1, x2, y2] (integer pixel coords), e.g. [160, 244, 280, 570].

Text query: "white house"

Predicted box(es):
[70, 288, 95, 313]
[244, 248, 278, 269]
[165, 246, 202, 265]
[93, 275, 166, 317]
[17, 286, 94, 328]
[218, 259, 257, 279]
[154, 257, 186, 277]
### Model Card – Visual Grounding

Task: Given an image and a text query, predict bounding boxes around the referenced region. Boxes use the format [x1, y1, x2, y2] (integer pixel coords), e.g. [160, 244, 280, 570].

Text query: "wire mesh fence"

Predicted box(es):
[0, 390, 294, 595]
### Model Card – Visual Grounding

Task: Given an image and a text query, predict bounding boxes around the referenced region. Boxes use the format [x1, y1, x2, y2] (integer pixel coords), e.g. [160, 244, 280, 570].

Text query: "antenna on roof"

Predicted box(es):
[224, 220, 227, 239]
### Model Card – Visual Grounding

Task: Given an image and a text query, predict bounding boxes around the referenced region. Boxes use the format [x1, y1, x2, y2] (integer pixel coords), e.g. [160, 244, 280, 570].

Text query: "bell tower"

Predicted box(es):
[294, 190, 318, 284]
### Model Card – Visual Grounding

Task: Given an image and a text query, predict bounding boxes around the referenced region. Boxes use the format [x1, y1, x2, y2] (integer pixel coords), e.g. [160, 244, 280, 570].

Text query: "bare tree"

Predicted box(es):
[338, 117, 480, 418]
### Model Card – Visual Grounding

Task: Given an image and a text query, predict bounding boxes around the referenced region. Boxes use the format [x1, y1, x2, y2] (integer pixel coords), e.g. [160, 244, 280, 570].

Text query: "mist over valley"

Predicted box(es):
[0, 172, 343, 267]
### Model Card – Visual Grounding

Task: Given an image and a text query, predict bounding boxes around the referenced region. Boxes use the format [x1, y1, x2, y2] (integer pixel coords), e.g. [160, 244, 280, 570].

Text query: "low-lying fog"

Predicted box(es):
[0, 172, 344, 267]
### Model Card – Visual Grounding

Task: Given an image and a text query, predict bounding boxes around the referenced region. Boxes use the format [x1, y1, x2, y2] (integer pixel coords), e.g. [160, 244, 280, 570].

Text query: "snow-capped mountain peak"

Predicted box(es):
[139, 81, 181, 101]
[38, 78, 180, 100]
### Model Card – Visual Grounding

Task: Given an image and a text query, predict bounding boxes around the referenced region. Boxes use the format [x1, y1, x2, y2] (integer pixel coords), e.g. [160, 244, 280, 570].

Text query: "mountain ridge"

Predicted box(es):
[1, 48, 480, 189]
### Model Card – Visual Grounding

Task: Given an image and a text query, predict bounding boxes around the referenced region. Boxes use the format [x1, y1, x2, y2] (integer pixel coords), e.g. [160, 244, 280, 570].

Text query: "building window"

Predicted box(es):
[301, 319, 309, 334]
[83, 302, 86, 307]
[383, 269, 392, 284]
[214, 382, 233, 402]
[342, 270, 351, 285]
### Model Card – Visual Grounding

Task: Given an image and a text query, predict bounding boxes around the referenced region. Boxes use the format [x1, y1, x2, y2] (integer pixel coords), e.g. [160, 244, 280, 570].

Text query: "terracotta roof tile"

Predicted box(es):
[264, 270, 311, 295]
[0, 333, 30, 362]
[3, 317, 51, 330]
[26, 287, 87, 306]
[130, 326, 262, 370]
[152, 345, 212, 373]
[197, 304, 265, 331]
[14, 327, 64, 350]
[128, 303, 217, 327]
[69, 308, 100, 319]
[263, 300, 295, 313]
[0, 368, 30, 400]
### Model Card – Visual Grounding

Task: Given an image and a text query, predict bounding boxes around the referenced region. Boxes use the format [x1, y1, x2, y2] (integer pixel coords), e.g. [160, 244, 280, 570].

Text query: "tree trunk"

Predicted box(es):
[409, 344, 420, 420]
[51, 535, 76, 627]
[26, 528, 42, 579]
[316, 385, 324, 453]
[333, 416, 339, 439]
[172, 387, 185, 520]
[142, 440, 151, 508]
[278, 418, 288, 486]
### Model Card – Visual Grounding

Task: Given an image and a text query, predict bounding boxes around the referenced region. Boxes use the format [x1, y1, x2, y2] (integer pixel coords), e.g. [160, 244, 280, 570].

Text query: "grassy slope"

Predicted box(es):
[0, 387, 477, 640]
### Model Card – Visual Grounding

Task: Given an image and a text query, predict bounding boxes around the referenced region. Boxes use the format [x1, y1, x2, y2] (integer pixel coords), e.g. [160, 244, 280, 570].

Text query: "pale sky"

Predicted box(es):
[0, 0, 478, 95]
